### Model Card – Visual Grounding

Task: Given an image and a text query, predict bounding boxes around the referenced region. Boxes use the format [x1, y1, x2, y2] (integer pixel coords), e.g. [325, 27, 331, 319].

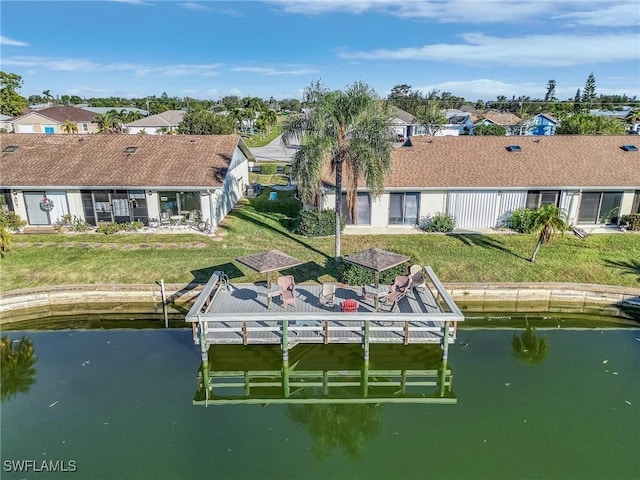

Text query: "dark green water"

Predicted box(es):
[1, 327, 638, 480]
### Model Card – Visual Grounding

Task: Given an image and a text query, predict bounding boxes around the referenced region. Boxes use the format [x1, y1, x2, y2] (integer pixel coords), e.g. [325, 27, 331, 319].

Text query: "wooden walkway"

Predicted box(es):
[186, 267, 464, 361]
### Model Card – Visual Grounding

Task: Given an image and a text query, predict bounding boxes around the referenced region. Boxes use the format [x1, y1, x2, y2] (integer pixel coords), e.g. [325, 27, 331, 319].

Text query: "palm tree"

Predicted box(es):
[529, 204, 567, 263]
[512, 323, 549, 365]
[93, 110, 122, 134]
[281, 80, 395, 258]
[42, 89, 53, 105]
[61, 119, 78, 134]
[1, 336, 37, 401]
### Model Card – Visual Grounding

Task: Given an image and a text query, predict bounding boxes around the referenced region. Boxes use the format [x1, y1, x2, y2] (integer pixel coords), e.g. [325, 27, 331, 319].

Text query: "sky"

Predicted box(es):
[1, 0, 639, 103]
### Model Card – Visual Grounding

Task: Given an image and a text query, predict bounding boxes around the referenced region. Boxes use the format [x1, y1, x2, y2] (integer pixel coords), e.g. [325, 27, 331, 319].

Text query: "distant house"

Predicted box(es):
[0, 134, 253, 231]
[10, 106, 98, 134]
[474, 111, 522, 136]
[125, 110, 185, 134]
[0, 114, 13, 132]
[389, 107, 420, 140]
[440, 109, 474, 136]
[79, 106, 149, 117]
[318, 135, 640, 230]
[526, 113, 559, 136]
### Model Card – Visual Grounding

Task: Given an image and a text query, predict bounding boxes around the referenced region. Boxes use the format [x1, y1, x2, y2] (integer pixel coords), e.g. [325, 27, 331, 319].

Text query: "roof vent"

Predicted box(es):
[507, 145, 522, 152]
[124, 146, 138, 154]
[2, 145, 18, 153]
[621, 144, 638, 152]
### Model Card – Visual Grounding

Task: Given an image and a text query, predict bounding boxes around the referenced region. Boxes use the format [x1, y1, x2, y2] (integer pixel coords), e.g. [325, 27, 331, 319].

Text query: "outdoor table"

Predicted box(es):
[363, 284, 389, 311]
[169, 215, 184, 229]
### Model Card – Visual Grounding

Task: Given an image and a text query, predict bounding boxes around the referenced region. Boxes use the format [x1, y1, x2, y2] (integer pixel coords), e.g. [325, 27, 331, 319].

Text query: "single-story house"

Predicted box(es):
[0, 114, 13, 132]
[525, 113, 559, 136]
[125, 110, 185, 134]
[474, 111, 522, 136]
[319, 135, 640, 230]
[10, 106, 99, 134]
[0, 134, 252, 231]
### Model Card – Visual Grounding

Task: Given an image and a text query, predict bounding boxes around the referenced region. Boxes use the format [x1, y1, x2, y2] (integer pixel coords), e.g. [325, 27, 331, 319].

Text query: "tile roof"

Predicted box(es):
[13, 106, 96, 123]
[321, 135, 640, 189]
[126, 110, 185, 127]
[476, 111, 522, 126]
[1, 134, 250, 188]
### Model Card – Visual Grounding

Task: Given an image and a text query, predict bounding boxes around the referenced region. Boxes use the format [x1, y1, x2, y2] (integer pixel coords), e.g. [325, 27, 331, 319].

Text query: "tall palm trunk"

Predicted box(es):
[334, 160, 343, 259]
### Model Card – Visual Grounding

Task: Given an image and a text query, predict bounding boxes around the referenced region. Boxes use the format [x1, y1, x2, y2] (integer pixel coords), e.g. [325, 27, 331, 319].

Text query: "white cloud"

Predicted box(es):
[269, 0, 637, 25]
[227, 88, 243, 96]
[111, 0, 154, 5]
[551, 1, 640, 27]
[337, 33, 640, 67]
[413, 79, 541, 101]
[179, 2, 211, 11]
[0, 36, 29, 47]
[230, 66, 320, 75]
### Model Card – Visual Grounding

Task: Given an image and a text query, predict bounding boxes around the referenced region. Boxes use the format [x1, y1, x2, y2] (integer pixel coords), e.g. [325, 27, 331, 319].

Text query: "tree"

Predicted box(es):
[1, 336, 37, 401]
[582, 73, 597, 110]
[281, 80, 395, 259]
[61, 119, 78, 134]
[93, 110, 122, 134]
[556, 113, 626, 135]
[573, 88, 582, 113]
[0, 71, 28, 116]
[177, 109, 235, 134]
[474, 123, 506, 136]
[529, 204, 567, 263]
[414, 100, 447, 136]
[42, 89, 54, 105]
[544, 79, 557, 103]
[512, 323, 549, 365]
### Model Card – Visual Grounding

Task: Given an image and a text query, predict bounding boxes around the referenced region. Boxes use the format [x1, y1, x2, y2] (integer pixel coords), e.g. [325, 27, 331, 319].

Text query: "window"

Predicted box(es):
[632, 190, 640, 214]
[44, 126, 55, 134]
[158, 191, 200, 215]
[82, 123, 88, 132]
[577, 191, 623, 224]
[2, 145, 18, 153]
[341, 192, 371, 225]
[525, 190, 560, 209]
[389, 192, 420, 225]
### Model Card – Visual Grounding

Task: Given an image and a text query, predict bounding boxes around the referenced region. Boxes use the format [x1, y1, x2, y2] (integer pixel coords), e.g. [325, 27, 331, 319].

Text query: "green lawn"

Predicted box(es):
[1, 187, 639, 292]
[241, 125, 282, 147]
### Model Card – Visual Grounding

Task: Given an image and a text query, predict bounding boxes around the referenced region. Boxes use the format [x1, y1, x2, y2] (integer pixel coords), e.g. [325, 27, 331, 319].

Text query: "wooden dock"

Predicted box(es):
[185, 266, 464, 363]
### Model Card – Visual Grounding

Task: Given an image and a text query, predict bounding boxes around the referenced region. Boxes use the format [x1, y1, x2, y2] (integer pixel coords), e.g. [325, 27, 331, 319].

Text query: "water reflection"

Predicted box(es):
[194, 343, 456, 405]
[511, 323, 549, 365]
[1, 335, 37, 401]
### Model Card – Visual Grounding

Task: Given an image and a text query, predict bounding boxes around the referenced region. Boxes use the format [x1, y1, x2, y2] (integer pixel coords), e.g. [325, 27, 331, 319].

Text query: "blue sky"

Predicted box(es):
[1, 0, 639, 102]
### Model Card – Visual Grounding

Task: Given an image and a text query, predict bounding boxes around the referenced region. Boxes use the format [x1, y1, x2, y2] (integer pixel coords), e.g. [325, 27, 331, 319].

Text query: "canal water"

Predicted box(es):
[1, 325, 638, 480]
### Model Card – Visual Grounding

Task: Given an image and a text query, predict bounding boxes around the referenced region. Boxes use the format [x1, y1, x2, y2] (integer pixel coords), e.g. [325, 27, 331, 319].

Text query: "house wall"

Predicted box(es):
[12, 112, 98, 134]
[206, 145, 249, 230]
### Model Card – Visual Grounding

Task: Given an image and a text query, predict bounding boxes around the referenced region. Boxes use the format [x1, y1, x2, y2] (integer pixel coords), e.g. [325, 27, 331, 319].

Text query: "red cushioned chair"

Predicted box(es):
[341, 299, 359, 312]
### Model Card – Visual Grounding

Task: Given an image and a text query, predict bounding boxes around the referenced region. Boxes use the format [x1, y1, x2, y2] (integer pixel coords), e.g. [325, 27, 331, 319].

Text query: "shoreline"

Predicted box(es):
[1, 282, 638, 325]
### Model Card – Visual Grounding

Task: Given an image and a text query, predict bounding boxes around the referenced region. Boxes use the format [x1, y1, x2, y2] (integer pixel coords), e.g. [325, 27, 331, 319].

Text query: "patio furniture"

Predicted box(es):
[319, 283, 336, 308]
[380, 275, 412, 312]
[341, 299, 359, 312]
[276, 275, 296, 307]
[409, 265, 426, 293]
[159, 211, 171, 227]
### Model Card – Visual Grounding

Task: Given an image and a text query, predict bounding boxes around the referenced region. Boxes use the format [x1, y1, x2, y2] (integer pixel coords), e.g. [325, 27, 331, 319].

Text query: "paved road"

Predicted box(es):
[248, 135, 299, 162]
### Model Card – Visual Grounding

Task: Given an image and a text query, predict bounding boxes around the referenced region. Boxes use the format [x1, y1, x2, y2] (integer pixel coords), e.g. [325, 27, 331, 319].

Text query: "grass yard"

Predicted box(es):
[1, 187, 639, 292]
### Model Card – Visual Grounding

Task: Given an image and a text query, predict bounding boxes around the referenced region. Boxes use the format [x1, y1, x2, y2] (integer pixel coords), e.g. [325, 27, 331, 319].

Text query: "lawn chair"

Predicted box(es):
[341, 299, 359, 312]
[409, 265, 426, 293]
[380, 275, 412, 312]
[276, 275, 296, 307]
[319, 283, 336, 308]
[159, 211, 171, 227]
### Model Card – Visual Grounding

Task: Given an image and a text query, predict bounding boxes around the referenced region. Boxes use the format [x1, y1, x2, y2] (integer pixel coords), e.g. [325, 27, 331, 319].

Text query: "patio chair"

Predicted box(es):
[276, 275, 296, 307]
[409, 265, 426, 293]
[159, 211, 171, 227]
[341, 298, 359, 312]
[319, 283, 336, 308]
[380, 275, 412, 312]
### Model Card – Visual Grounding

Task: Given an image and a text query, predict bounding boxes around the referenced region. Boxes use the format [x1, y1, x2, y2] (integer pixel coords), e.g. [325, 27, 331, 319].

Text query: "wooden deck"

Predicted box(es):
[186, 267, 464, 358]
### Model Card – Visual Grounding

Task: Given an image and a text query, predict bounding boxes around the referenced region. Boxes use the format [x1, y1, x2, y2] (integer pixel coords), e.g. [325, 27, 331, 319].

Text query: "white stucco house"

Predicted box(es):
[125, 110, 185, 134]
[318, 135, 640, 231]
[0, 134, 253, 232]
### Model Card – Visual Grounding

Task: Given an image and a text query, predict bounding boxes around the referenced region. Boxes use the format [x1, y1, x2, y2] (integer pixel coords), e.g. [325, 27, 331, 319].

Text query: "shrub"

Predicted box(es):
[507, 208, 538, 233]
[96, 221, 144, 235]
[292, 209, 344, 237]
[0, 210, 27, 231]
[53, 214, 91, 233]
[260, 163, 277, 175]
[419, 212, 455, 233]
[337, 263, 407, 286]
[620, 213, 640, 231]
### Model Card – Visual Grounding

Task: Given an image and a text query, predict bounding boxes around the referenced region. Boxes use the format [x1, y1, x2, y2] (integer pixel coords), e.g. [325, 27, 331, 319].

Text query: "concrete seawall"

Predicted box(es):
[1, 282, 639, 324]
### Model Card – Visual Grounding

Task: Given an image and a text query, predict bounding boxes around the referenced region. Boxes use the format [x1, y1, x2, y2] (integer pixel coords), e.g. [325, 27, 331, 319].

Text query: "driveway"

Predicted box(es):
[248, 135, 299, 162]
